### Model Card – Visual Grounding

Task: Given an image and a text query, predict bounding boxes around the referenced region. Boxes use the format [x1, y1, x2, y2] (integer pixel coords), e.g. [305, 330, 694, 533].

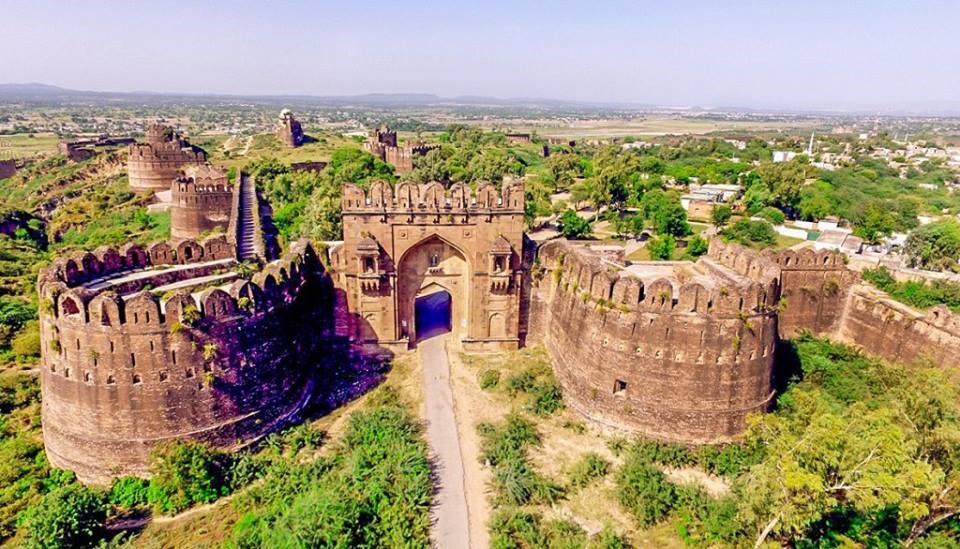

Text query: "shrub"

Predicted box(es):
[757, 206, 786, 225]
[10, 320, 41, 359]
[648, 234, 676, 260]
[146, 440, 232, 514]
[628, 438, 694, 468]
[505, 369, 537, 396]
[567, 452, 610, 488]
[109, 476, 149, 509]
[720, 219, 777, 247]
[616, 458, 676, 527]
[479, 369, 500, 390]
[528, 381, 563, 416]
[21, 484, 107, 549]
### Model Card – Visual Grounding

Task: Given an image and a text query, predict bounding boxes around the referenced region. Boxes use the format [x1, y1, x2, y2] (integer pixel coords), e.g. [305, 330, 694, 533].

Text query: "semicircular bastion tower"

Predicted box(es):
[37, 237, 333, 482]
[127, 124, 207, 192]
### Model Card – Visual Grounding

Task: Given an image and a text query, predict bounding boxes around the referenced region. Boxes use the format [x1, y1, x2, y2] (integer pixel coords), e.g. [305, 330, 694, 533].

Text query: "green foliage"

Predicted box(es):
[862, 266, 960, 311]
[229, 390, 431, 548]
[711, 204, 733, 226]
[503, 366, 564, 416]
[567, 453, 610, 488]
[146, 440, 232, 514]
[10, 320, 40, 359]
[735, 334, 960, 546]
[478, 415, 564, 506]
[756, 206, 786, 225]
[109, 476, 149, 509]
[558, 209, 592, 239]
[479, 368, 501, 390]
[616, 456, 676, 527]
[21, 483, 106, 549]
[682, 235, 709, 259]
[647, 234, 675, 260]
[904, 218, 960, 271]
[720, 219, 777, 248]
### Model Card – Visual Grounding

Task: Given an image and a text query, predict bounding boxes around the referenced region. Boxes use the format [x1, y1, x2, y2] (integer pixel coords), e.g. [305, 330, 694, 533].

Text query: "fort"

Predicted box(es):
[363, 125, 436, 172]
[127, 124, 207, 191]
[276, 109, 304, 148]
[38, 171, 960, 482]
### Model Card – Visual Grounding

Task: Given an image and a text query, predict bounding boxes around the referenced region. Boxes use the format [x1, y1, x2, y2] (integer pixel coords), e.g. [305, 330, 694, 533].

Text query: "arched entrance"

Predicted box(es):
[397, 235, 470, 347]
[415, 287, 452, 341]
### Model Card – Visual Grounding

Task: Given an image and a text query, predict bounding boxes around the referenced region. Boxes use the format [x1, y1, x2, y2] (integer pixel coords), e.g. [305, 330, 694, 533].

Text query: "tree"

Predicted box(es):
[904, 219, 960, 271]
[756, 158, 815, 209]
[711, 205, 733, 227]
[22, 484, 107, 549]
[653, 202, 691, 238]
[721, 219, 777, 248]
[757, 206, 786, 226]
[557, 210, 592, 240]
[853, 204, 896, 245]
[647, 234, 676, 260]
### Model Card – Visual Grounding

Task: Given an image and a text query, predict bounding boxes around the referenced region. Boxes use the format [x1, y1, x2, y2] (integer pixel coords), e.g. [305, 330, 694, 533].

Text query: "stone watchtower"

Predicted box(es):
[127, 124, 207, 191]
[331, 180, 526, 352]
[170, 165, 235, 241]
[276, 109, 304, 148]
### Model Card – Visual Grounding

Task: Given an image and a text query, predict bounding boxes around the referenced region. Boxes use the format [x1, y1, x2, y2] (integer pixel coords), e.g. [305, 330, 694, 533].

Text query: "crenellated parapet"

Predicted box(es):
[38, 239, 333, 483]
[530, 240, 778, 443]
[342, 180, 524, 213]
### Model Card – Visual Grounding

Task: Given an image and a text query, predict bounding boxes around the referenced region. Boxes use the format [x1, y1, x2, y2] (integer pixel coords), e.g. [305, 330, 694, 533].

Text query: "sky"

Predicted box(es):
[2, 0, 959, 111]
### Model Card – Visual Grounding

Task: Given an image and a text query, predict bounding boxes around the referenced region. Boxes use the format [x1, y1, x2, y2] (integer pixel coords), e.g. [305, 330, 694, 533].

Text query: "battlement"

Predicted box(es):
[342, 180, 524, 213]
[540, 240, 777, 316]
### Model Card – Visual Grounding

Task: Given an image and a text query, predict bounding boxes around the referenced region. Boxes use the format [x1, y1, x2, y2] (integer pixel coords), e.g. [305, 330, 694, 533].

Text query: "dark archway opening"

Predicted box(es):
[415, 290, 451, 341]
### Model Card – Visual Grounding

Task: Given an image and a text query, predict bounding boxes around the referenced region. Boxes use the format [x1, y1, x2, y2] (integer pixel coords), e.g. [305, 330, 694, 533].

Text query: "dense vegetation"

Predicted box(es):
[608, 334, 960, 547]
[862, 266, 960, 311]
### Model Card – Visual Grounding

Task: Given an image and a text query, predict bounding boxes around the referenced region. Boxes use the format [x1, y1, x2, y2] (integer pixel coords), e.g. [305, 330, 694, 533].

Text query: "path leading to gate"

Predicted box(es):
[420, 336, 471, 549]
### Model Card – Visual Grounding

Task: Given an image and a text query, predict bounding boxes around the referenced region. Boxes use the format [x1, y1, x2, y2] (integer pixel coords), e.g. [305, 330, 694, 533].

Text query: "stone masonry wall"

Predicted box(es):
[531, 240, 778, 443]
[37, 240, 333, 483]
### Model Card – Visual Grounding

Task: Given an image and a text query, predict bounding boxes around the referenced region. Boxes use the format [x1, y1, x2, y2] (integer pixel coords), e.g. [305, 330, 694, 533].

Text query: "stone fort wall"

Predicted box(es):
[37, 239, 333, 483]
[529, 240, 779, 442]
[170, 171, 234, 241]
[127, 125, 207, 192]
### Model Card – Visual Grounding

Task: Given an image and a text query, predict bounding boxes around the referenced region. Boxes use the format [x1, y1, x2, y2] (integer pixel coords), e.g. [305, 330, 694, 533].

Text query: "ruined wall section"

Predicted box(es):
[533, 240, 778, 443]
[37, 239, 333, 483]
[837, 286, 960, 366]
[767, 248, 857, 338]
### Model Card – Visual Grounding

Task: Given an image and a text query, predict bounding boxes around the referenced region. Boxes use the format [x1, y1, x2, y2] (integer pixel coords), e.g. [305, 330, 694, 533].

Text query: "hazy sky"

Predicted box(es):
[2, 0, 959, 109]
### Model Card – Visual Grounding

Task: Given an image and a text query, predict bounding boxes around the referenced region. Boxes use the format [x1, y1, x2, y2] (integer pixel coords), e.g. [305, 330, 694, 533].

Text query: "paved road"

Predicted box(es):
[420, 336, 471, 548]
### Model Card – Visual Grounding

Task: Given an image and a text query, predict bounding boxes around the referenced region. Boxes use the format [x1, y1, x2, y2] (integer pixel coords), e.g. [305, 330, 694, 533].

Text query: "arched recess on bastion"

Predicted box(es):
[396, 234, 470, 346]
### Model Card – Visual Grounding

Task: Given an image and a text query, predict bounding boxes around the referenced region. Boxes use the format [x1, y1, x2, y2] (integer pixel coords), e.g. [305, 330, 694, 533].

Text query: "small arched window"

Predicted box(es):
[430, 254, 440, 267]
[364, 257, 375, 273]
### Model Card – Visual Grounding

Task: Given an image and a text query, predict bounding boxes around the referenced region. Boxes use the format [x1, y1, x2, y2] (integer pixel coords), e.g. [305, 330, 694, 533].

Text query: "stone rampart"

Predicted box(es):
[37, 239, 333, 483]
[531, 240, 778, 443]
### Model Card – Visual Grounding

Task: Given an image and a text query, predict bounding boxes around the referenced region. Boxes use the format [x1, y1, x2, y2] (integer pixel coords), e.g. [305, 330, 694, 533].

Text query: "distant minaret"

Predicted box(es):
[806, 132, 815, 156]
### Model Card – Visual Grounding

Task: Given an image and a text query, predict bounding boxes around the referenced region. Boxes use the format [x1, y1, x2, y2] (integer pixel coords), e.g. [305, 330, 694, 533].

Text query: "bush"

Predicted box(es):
[567, 453, 610, 488]
[558, 209, 592, 239]
[479, 369, 501, 390]
[711, 204, 733, 226]
[146, 440, 232, 514]
[109, 476, 149, 509]
[10, 320, 40, 359]
[616, 458, 676, 527]
[757, 206, 786, 225]
[21, 484, 107, 549]
[720, 219, 777, 247]
[528, 381, 563, 416]
[648, 234, 676, 260]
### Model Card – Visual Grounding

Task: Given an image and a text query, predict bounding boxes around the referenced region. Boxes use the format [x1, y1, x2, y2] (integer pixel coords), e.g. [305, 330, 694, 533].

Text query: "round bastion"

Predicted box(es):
[534, 239, 780, 443]
[36, 236, 333, 483]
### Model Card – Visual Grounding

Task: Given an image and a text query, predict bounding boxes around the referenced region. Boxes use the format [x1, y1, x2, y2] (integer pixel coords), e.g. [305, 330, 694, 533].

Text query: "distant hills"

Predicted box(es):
[2, 83, 959, 116]
[0, 83, 642, 110]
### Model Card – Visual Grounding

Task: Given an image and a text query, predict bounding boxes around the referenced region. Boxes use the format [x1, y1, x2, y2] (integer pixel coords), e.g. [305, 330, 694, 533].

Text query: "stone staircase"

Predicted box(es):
[236, 175, 259, 261]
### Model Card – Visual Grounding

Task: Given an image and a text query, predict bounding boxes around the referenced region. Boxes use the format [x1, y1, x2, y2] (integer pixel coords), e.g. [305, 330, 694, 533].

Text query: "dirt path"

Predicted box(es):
[420, 336, 471, 548]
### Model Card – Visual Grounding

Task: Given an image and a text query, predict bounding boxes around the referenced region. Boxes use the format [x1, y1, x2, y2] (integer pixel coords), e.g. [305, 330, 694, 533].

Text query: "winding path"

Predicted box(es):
[420, 336, 471, 548]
